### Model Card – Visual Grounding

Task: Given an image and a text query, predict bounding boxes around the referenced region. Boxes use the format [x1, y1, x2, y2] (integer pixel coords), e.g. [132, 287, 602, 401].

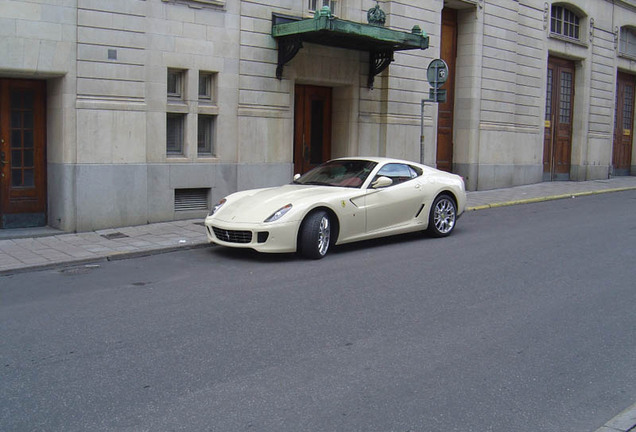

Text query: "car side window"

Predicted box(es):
[372, 163, 419, 186]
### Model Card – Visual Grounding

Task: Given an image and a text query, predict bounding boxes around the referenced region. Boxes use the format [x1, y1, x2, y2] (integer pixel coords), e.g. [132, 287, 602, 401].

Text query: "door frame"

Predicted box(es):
[436, 8, 458, 173]
[544, 56, 575, 181]
[293, 85, 332, 175]
[612, 71, 635, 176]
[0, 78, 47, 229]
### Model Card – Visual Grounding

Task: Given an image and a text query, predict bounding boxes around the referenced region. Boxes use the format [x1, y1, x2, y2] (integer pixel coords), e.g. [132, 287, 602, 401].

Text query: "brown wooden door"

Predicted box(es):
[436, 8, 458, 173]
[294, 85, 332, 174]
[613, 72, 635, 176]
[0, 79, 47, 228]
[544, 57, 574, 180]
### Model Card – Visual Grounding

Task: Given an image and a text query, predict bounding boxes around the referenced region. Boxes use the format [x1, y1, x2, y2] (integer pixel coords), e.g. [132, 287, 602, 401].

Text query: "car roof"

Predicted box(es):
[331, 156, 422, 166]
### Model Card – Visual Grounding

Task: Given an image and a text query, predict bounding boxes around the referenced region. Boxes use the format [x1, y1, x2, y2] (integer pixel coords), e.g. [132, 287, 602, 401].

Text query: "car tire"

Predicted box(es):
[427, 194, 457, 238]
[299, 210, 331, 259]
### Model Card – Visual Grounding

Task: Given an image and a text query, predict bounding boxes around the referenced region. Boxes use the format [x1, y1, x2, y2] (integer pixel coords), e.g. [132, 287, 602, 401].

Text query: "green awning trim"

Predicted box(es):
[272, 7, 429, 88]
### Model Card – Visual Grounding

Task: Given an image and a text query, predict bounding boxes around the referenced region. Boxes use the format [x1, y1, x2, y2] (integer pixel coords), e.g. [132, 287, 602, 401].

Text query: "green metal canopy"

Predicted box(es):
[272, 5, 429, 88]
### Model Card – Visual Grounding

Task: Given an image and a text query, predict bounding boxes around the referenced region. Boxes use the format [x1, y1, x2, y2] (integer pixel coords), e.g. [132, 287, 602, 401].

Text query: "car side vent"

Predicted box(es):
[174, 188, 209, 211]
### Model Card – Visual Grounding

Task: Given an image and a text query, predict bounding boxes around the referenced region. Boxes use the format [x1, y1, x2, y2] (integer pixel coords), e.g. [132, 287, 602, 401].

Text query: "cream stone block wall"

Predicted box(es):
[452, 7, 484, 189]
[332, 85, 360, 158]
[3, 0, 635, 231]
[237, 115, 291, 164]
[77, 110, 147, 164]
[0, 0, 75, 75]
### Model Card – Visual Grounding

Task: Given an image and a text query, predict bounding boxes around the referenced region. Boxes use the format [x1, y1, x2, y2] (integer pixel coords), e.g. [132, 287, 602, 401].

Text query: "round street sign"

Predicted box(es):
[427, 59, 449, 88]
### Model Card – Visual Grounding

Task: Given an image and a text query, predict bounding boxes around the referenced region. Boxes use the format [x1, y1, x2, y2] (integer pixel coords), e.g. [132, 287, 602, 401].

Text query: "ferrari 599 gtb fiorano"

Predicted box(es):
[204, 157, 466, 259]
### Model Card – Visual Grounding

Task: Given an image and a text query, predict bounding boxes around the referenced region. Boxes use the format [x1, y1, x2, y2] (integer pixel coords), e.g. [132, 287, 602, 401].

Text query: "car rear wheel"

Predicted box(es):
[299, 211, 331, 259]
[428, 194, 457, 237]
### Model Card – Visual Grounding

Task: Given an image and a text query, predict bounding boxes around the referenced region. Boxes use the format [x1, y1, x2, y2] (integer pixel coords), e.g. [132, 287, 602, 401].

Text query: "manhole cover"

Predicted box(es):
[101, 232, 129, 240]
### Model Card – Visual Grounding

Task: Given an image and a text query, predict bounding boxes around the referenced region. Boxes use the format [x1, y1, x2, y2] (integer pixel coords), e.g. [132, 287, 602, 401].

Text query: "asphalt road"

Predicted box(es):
[1, 191, 635, 432]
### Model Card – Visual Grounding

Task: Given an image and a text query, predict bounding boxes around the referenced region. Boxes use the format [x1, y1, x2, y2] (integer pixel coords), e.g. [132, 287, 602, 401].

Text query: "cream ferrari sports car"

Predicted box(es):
[204, 157, 466, 259]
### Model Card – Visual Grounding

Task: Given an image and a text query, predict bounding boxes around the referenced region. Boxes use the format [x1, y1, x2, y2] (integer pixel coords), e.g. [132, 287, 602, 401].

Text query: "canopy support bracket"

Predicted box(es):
[276, 37, 303, 80]
[368, 50, 394, 89]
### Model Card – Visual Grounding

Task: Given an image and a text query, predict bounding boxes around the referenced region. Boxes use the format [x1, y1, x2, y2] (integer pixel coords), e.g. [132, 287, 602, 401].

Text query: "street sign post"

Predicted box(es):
[425, 58, 448, 103]
[421, 59, 450, 164]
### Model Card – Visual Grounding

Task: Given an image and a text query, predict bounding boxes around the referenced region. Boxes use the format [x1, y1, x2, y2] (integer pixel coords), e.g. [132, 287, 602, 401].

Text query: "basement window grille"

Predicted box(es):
[174, 188, 209, 211]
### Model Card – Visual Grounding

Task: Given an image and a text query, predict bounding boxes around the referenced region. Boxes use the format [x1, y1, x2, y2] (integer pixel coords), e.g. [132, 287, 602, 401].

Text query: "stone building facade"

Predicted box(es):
[0, 0, 634, 232]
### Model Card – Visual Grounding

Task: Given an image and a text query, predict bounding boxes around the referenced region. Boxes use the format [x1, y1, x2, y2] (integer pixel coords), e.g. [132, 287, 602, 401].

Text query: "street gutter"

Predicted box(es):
[466, 186, 636, 211]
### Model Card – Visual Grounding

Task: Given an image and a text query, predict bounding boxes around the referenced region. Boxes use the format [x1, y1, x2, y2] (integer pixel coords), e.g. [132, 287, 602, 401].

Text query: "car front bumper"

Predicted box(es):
[204, 216, 300, 253]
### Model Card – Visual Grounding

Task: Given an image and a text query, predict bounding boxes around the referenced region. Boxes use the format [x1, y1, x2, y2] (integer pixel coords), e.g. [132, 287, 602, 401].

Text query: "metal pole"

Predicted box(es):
[420, 99, 426, 165]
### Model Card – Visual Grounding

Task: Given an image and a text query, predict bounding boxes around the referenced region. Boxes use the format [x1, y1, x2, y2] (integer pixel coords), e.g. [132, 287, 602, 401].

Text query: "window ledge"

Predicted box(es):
[167, 102, 188, 113]
[198, 104, 219, 115]
[161, 0, 225, 9]
[166, 155, 189, 161]
[549, 33, 588, 48]
[618, 52, 636, 61]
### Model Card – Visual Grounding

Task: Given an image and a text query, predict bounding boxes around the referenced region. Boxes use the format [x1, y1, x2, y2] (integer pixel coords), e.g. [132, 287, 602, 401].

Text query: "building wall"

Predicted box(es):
[451, 0, 636, 189]
[1, 0, 635, 232]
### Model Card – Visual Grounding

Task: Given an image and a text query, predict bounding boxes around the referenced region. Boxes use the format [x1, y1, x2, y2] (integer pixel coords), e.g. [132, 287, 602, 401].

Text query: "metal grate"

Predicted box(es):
[101, 232, 129, 240]
[212, 227, 252, 244]
[174, 188, 209, 211]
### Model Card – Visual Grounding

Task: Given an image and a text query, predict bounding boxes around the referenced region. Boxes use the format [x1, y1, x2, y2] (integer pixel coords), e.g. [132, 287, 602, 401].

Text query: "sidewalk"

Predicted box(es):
[1, 176, 635, 275]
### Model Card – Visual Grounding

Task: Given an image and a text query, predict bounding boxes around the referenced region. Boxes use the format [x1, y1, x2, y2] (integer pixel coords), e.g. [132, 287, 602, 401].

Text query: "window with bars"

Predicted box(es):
[308, 0, 337, 14]
[167, 69, 185, 98]
[166, 113, 185, 155]
[619, 27, 636, 58]
[10, 90, 35, 188]
[623, 85, 634, 131]
[559, 71, 573, 124]
[197, 115, 216, 156]
[167, 69, 186, 156]
[545, 69, 553, 121]
[198, 71, 217, 102]
[198, 71, 218, 157]
[551, 5, 580, 40]
[166, 68, 218, 158]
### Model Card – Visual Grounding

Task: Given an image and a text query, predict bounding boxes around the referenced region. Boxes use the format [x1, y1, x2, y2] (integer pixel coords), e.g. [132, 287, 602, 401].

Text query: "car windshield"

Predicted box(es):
[294, 160, 377, 188]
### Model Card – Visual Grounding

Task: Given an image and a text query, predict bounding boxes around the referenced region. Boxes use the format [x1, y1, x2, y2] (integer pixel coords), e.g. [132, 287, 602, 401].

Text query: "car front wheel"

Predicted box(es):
[428, 194, 457, 237]
[299, 210, 331, 259]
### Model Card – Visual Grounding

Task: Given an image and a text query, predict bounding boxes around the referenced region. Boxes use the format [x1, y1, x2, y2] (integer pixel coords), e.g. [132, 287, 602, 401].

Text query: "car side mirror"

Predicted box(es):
[293, 173, 301, 181]
[371, 176, 393, 189]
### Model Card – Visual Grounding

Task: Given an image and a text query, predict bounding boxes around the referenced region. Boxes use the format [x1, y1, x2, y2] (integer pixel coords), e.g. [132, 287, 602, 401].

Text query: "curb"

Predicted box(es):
[104, 241, 210, 261]
[0, 257, 108, 277]
[2, 185, 635, 276]
[466, 186, 636, 211]
[0, 242, 211, 277]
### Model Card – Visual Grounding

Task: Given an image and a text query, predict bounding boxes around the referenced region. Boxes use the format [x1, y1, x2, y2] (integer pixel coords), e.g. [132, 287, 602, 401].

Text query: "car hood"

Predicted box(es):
[212, 184, 355, 224]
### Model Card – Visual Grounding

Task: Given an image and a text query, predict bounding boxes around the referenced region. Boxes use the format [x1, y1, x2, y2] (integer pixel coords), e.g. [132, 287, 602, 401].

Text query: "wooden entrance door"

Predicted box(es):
[544, 57, 575, 180]
[294, 85, 332, 175]
[0, 79, 47, 228]
[436, 8, 458, 173]
[613, 72, 634, 176]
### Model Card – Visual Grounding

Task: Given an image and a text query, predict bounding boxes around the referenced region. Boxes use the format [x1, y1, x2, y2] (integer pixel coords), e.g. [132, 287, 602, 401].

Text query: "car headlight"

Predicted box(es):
[264, 204, 292, 223]
[209, 198, 226, 216]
